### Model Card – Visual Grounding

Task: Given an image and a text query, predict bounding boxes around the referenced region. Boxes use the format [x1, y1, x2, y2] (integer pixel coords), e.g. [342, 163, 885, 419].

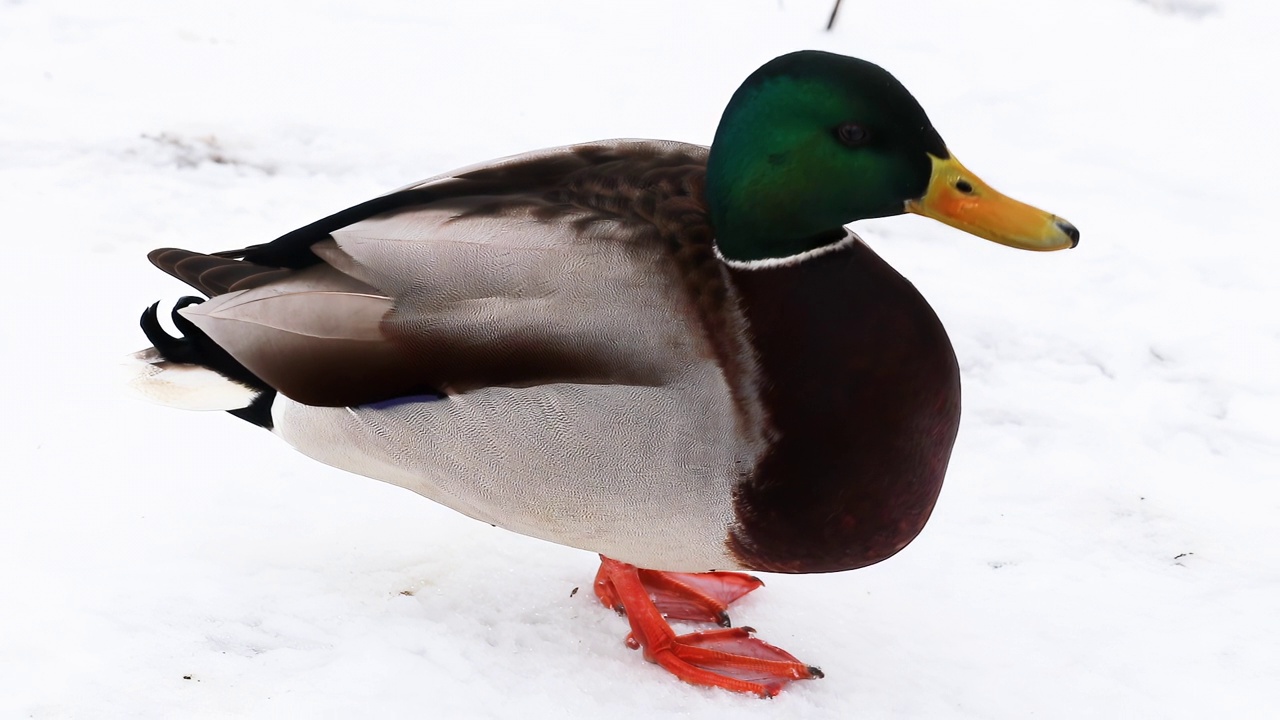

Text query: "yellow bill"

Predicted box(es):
[905, 154, 1078, 251]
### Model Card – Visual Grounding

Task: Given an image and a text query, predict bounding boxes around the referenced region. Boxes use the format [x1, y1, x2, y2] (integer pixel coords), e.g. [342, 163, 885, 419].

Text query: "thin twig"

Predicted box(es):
[826, 0, 843, 31]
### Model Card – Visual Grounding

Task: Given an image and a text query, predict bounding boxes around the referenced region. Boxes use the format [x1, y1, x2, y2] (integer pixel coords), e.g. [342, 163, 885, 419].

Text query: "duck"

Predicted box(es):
[128, 50, 1078, 697]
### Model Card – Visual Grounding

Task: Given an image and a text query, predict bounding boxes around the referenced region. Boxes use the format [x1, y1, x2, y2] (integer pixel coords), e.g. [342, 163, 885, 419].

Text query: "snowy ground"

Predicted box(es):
[3, 0, 1278, 717]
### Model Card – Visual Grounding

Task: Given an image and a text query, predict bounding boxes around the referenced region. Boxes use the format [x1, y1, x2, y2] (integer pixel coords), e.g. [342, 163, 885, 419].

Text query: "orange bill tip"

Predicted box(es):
[905, 154, 1078, 251]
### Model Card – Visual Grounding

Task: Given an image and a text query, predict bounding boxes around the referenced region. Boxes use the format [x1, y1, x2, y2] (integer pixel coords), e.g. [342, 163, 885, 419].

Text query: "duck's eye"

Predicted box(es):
[835, 122, 870, 147]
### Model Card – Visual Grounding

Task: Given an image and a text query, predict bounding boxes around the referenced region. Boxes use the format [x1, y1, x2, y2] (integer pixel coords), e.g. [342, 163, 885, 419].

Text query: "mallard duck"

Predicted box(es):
[128, 50, 1077, 697]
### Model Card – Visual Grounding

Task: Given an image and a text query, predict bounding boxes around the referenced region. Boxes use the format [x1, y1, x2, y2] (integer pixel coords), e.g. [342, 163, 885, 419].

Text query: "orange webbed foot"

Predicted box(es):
[595, 556, 822, 697]
[594, 559, 764, 626]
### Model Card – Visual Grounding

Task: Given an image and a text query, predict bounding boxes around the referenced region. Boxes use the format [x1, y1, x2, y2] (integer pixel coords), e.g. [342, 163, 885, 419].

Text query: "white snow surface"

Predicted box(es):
[3, 0, 1278, 717]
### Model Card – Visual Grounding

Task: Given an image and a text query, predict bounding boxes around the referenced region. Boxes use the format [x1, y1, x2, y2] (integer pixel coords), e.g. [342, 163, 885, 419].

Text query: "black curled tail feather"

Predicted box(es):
[140, 298, 276, 429]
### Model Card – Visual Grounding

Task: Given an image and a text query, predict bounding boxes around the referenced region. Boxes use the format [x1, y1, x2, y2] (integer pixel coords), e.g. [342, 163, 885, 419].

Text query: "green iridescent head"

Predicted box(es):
[706, 51, 1078, 262]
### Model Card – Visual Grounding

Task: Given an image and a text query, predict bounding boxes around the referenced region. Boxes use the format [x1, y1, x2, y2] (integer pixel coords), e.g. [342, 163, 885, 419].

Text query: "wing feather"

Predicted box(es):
[156, 141, 735, 407]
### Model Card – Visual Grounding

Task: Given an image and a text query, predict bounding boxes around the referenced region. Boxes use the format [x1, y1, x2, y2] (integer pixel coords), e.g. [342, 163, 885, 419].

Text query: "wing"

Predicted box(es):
[152, 140, 743, 408]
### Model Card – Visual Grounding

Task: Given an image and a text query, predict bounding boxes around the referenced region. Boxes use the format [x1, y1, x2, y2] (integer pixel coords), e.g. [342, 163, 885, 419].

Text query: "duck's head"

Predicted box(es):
[706, 51, 1079, 263]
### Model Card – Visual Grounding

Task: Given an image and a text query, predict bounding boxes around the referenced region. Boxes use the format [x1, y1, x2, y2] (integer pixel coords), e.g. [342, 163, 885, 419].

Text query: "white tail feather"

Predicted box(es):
[122, 347, 259, 411]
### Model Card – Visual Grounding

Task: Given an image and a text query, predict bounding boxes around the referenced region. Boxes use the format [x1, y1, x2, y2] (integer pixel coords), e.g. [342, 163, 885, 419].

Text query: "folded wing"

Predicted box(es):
[154, 141, 724, 408]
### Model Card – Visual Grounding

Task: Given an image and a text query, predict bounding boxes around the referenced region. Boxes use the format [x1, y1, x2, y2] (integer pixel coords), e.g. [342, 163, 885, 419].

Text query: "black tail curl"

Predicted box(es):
[140, 297, 277, 429]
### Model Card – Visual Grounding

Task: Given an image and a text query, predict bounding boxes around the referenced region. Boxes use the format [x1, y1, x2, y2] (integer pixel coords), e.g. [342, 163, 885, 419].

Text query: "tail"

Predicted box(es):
[126, 297, 277, 429]
[127, 248, 290, 428]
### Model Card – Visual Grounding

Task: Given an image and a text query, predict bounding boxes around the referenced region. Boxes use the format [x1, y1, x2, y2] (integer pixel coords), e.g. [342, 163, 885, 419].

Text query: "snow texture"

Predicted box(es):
[2, 0, 1277, 717]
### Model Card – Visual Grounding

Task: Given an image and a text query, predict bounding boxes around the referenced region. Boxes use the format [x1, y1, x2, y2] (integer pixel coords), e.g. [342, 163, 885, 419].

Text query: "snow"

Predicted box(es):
[2, 0, 1277, 716]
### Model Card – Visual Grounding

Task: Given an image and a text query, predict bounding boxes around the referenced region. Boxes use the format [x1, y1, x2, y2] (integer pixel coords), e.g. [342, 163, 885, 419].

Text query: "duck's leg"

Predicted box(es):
[593, 558, 764, 626]
[594, 556, 822, 697]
